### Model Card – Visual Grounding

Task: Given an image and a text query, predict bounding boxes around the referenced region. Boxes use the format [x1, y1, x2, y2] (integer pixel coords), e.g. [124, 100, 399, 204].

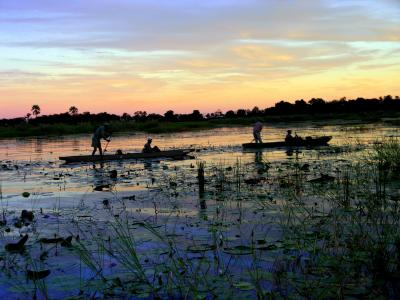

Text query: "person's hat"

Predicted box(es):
[147, 137, 152, 141]
[287, 130, 292, 133]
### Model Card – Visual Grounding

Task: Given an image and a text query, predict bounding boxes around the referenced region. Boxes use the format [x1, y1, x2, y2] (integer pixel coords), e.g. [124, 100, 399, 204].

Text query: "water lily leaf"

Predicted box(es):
[186, 244, 216, 253]
[256, 244, 278, 251]
[223, 246, 252, 255]
[233, 281, 254, 290]
[234, 245, 252, 251]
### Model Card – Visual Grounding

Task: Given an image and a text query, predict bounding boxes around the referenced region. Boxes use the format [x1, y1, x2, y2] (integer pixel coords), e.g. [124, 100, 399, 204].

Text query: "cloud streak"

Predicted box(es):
[0, 0, 399, 117]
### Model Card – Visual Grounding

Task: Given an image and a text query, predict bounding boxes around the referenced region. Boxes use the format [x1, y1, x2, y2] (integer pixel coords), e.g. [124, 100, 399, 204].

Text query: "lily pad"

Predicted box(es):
[233, 281, 254, 291]
[187, 244, 216, 253]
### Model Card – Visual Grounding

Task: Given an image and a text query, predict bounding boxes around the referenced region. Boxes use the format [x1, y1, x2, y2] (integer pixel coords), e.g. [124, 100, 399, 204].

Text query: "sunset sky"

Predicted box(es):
[0, 0, 399, 118]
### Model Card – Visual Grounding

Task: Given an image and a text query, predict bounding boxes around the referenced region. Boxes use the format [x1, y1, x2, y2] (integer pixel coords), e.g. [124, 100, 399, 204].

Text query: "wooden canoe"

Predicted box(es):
[242, 136, 332, 149]
[60, 149, 193, 163]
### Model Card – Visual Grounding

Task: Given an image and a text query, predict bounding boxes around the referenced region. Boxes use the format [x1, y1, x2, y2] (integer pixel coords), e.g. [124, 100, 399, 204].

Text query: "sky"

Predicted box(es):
[0, 0, 399, 118]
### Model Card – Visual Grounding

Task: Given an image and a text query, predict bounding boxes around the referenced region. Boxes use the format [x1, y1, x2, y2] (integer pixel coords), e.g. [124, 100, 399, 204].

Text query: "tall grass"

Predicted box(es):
[272, 141, 400, 298]
[373, 137, 400, 170]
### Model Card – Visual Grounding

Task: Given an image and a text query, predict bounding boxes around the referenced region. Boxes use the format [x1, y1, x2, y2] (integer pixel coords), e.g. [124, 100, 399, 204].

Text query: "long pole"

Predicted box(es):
[103, 138, 111, 153]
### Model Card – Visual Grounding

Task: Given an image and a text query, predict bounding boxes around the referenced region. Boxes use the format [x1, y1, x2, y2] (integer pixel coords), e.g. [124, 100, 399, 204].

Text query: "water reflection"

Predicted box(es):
[254, 151, 262, 164]
[34, 139, 43, 154]
[286, 149, 294, 157]
[0, 124, 398, 197]
[72, 138, 80, 151]
[0, 124, 397, 163]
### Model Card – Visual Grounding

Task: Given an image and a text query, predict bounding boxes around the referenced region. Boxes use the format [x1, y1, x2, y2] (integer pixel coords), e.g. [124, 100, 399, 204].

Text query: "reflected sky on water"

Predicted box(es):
[0, 123, 398, 198]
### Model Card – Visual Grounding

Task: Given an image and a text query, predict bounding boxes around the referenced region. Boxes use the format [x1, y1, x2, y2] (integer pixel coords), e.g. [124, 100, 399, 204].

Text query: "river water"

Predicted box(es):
[0, 123, 398, 196]
[0, 122, 398, 298]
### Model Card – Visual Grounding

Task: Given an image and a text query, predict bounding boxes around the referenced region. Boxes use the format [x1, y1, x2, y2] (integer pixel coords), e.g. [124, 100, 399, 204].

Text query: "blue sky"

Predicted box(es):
[0, 0, 399, 117]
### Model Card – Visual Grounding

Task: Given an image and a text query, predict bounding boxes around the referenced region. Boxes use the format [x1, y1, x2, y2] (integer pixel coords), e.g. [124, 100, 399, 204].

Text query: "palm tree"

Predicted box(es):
[31, 105, 41, 118]
[69, 106, 78, 115]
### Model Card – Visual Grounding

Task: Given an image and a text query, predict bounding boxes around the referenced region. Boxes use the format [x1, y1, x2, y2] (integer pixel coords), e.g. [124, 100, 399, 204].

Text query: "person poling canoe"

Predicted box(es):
[142, 137, 160, 153]
[253, 121, 263, 143]
[91, 124, 112, 157]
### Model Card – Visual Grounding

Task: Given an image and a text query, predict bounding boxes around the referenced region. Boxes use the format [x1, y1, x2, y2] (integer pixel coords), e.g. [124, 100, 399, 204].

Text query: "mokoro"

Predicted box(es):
[60, 149, 193, 163]
[242, 136, 332, 149]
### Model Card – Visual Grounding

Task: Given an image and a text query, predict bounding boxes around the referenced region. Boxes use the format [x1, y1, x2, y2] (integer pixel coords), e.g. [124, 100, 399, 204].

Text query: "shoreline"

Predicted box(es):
[0, 111, 399, 139]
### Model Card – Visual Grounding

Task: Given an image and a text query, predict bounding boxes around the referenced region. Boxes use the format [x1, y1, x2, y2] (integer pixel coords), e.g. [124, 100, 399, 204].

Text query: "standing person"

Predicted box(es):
[91, 124, 111, 156]
[253, 121, 263, 143]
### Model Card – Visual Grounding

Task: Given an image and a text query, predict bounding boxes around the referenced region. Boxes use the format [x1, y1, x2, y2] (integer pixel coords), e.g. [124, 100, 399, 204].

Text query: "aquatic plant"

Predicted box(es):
[372, 137, 400, 170]
[196, 160, 205, 196]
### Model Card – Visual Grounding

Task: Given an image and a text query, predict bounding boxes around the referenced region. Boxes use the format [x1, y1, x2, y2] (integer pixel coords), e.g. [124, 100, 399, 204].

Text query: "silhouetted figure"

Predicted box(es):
[253, 121, 263, 143]
[294, 133, 303, 142]
[91, 124, 111, 157]
[142, 137, 160, 153]
[285, 130, 303, 144]
[285, 130, 294, 142]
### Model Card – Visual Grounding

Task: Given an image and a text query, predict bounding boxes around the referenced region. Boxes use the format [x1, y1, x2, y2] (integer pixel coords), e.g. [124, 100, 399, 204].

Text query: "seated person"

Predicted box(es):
[285, 130, 294, 142]
[142, 137, 161, 153]
[294, 133, 303, 141]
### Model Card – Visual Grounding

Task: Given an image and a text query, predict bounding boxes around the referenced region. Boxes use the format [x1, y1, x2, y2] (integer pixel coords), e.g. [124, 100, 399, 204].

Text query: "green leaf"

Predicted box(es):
[233, 281, 254, 291]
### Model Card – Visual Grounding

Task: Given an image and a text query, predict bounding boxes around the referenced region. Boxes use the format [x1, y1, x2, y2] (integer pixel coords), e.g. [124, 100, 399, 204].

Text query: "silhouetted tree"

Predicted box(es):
[164, 110, 176, 121]
[275, 101, 294, 114]
[236, 109, 246, 117]
[31, 105, 41, 118]
[250, 106, 260, 116]
[308, 98, 325, 106]
[384, 95, 393, 101]
[308, 98, 326, 113]
[69, 106, 78, 115]
[121, 113, 131, 121]
[133, 111, 147, 121]
[147, 113, 163, 121]
[191, 110, 204, 121]
[294, 99, 307, 109]
[225, 110, 235, 118]
[214, 110, 223, 118]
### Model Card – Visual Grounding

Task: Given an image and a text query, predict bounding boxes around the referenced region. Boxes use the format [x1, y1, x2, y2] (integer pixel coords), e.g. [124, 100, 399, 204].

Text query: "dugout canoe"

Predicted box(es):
[60, 149, 193, 163]
[242, 136, 332, 149]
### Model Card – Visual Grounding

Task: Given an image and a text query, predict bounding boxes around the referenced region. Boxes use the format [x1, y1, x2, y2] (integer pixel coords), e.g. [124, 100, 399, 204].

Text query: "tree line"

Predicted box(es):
[1, 95, 399, 127]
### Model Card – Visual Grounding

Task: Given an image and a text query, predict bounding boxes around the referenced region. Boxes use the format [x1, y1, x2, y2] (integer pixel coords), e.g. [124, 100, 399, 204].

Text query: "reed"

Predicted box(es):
[372, 137, 400, 170]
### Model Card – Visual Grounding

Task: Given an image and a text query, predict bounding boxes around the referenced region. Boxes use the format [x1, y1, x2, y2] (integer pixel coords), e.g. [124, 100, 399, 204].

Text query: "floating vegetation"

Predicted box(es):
[5, 234, 28, 252]
[0, 124, 399, 298]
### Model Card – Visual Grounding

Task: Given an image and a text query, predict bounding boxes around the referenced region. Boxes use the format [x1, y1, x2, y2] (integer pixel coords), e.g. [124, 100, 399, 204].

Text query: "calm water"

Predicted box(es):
[0, 122, 399, 299]
[0, 123, 397, 161]
[0, 123, 398, 197]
